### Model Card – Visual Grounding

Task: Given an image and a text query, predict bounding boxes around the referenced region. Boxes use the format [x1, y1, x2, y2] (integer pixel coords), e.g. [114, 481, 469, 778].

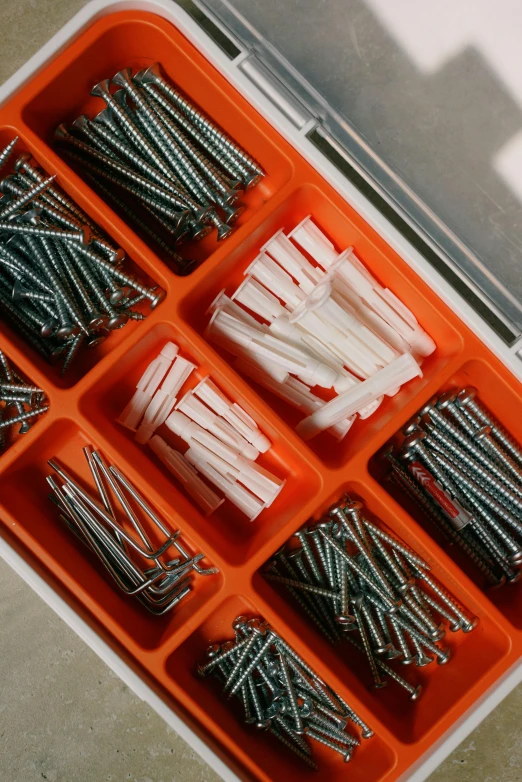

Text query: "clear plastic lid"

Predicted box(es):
[181, 0, 522, 344]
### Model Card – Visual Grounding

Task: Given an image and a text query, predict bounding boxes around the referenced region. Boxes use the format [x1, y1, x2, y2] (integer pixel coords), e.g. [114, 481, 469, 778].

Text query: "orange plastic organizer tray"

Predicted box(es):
[0, 11, 521, 782]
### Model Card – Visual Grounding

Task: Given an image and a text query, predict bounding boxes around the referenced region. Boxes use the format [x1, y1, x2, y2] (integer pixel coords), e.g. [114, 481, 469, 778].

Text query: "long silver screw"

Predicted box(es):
[457, 386, 522, 469]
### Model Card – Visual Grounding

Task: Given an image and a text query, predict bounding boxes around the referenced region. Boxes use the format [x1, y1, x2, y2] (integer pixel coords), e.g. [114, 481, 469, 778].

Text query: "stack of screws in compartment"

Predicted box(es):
[55, 62, 264, 271]
[0, 137, 164, 376]
[264, 495, 477, 698]
[47, 446, 217, 615]
[382, 387, 522, 588]
[0, 349, 48, 450]
[198, 616, 372, 768]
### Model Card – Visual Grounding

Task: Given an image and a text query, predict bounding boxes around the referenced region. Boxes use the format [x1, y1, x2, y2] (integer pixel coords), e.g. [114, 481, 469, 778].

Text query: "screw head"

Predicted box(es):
[107, 312, 129, 330]
[138, 62, 163, 86]
[232, 615, 248, 634]
[56, 323, 77, 339]
[461, 616, 479, 633]
[40, 319, 57, 339]
[457, 386, 478, 407]
[71, 114, 90, 134]
[108, 289, 126, 306]
[188, 220, 212, 241]
[415, 653, 434, 667]
[111, 67, 133, 89]
[436, 648, 452, 665]
[402, 429, 426, 451]
[215, 220, 235, 242]
[335, 614, 356, 627]
[13, 152, 32, 173]
[243, 171, 264, 189]
[397, 578, 415, 595]
[385, 646, 403, 660]
[509, 550, 522, 566]
[436, 389, 458, 411]
[149, 288, 166, 310]
[375, 642, 395, 657]
[473, 424, 492, 442]
[88, 315, 108, 331]
[402, 417, 421, 436]
[86, 334, 106, 349]
[409, 684, 423, 701]
[11, 280, 27, 303]
[417, 396, 438, 418]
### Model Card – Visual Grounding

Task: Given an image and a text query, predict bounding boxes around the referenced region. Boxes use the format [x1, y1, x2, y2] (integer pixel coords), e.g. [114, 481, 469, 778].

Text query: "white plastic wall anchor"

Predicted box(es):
[175, 389, 259, 460]
[246, 252, 305, 311]
[331, 278, 411, 354]
[187, 440, 285, 507]
[292, 278, 398, 369]
[289, 215, 339, 268]
[185, 446, 265, 521]
[334, 249, 436, 357]
[289, 216, 436, 357]
[208, 315, 290, 384]
[166, 410, 245, 464]
[299, 334, 361, 393]
[261, 228, 323, 293]
[206, 308, 338, 389]
[289, 290, 380, 379]
[235, 357, 355, 440]
[232, 276, 286, 323]
[207, 288, 266, 330]
[192, 376, 271, 453]
[135, 355, 197, 444]
[269, 316, 354, 391]
[296, 352, 422, 440]
[117, 341, 178, 431]
[357, 396, 384, 419]
[148, 435, 223, 516]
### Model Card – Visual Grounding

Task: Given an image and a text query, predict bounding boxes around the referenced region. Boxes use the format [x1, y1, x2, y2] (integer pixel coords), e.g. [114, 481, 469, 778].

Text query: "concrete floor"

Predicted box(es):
[0, 1, 521, 781]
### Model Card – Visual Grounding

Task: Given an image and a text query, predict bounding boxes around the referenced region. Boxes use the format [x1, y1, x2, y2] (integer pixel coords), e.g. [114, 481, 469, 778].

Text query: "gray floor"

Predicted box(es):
[0, 1, 521, 781]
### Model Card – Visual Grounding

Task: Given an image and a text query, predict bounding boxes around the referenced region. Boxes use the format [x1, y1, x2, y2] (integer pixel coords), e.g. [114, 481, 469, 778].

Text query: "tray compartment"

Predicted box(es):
[79, 319, 324, 566]
[253, 477, 511, 744]
[0, 126, 163, 389]
[16, 12, 293, 268]
[179, 183, 464, 468]
[0, 338, 50, 462]
[0, 417, 224, 650]
[165, 594, 397, 782]
[370, 356, 522, 631]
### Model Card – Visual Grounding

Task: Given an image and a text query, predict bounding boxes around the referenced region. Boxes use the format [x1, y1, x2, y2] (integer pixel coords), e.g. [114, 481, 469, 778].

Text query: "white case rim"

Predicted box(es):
[0, 1, 520, 780]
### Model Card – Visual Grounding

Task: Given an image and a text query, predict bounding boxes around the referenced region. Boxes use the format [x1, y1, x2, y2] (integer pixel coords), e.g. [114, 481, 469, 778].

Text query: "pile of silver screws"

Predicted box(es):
[55, 63, 264, 272]
[47, 446, 217, 615]
[383, 386, 522, 588]
[0, 349, 48, 451]
[265, 496, 477, 697]
[0, 138, 164, 376]
[198, 615, 372, 768]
